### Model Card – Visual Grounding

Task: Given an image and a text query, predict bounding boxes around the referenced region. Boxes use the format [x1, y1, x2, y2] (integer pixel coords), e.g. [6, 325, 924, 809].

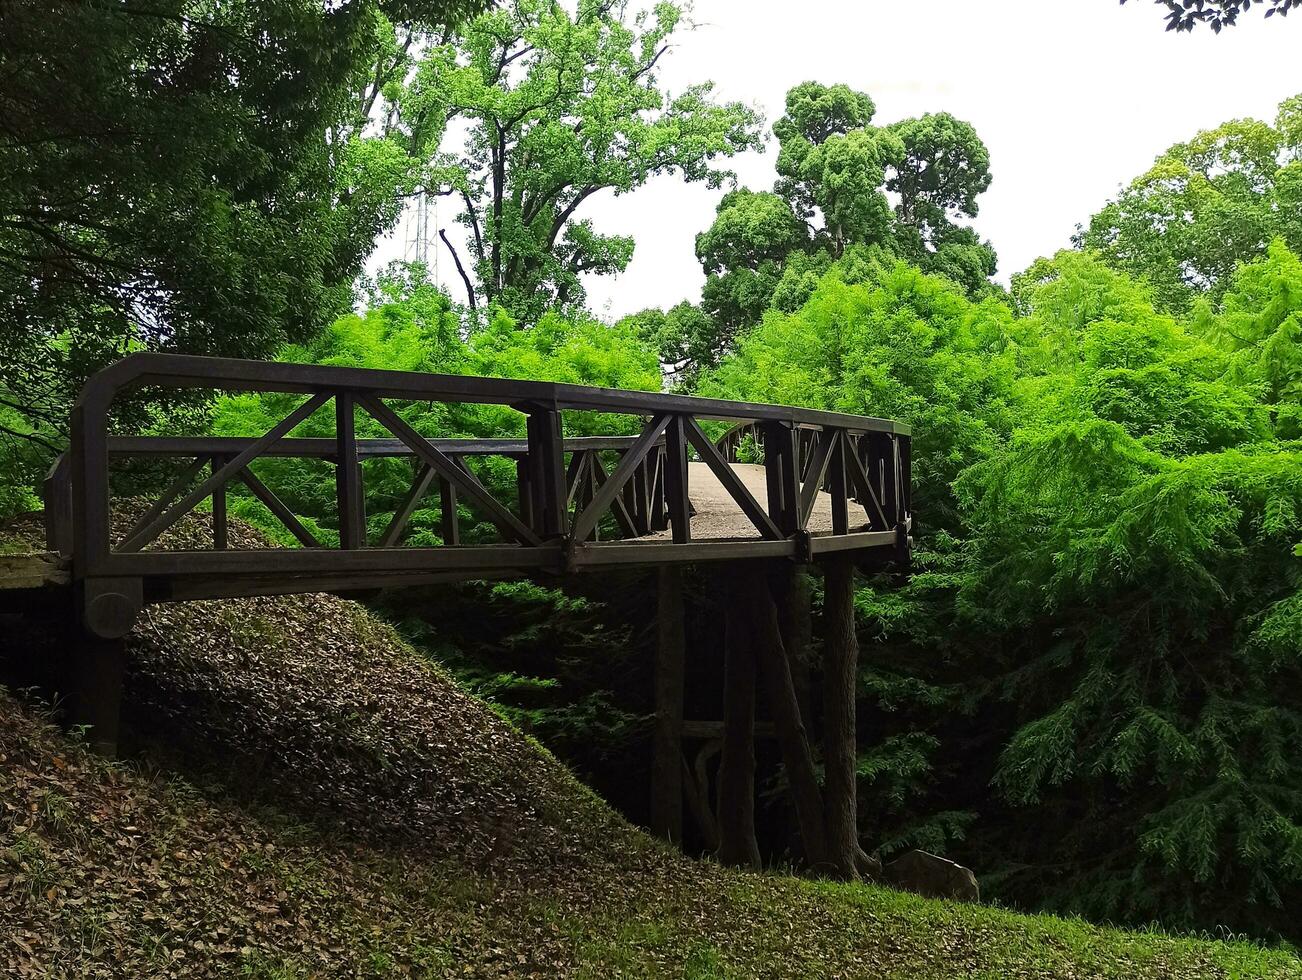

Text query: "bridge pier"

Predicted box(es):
[68, 632, 126, 757]
[717, 569, 760, 868]
[651, 565, 686, 844]
[650, 557, 870, 880]
[67, 577, 140, 757]
[820, 555, 861, 879]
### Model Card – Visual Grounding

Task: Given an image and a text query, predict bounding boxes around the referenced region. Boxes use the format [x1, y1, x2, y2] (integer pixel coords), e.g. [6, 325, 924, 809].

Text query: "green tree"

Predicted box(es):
[1079, 94, 1302, 315]
[1197, 238, 1302, 436]
[700, 260, 1018, 537]
[679, 82, 996, 378]
[700, 244, 1302, 940]
[376, 0, 762, 320]
[213, 270, 661, 546]
[0, 0, 477, 517]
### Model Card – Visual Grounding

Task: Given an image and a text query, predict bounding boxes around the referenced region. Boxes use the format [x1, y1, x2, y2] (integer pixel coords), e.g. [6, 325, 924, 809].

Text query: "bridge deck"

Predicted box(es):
[637, 463, 871, 542]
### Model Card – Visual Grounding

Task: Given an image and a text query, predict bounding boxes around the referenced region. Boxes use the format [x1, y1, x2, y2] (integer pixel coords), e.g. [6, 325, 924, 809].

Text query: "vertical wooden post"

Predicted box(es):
[821, 555, 860, 879]
[651, 565, 686, 844]
[515, 457, 533, 530]
[439, 476, 459, 546]
[761, 422, 799, 536]
[775, 564, 814, 724]
[335, 392, 365, 549]
[649, 451, 668, 531]
[526, 408, 567, 539]
[632, 457, 652, 535]
[211, 455, 228, 550]
[70, 636, 126, 757]
[751, 564, 828, 870]
[664, 416, 691, 543]
[828, 432, 849, 536]
[717, 566, 760, 869]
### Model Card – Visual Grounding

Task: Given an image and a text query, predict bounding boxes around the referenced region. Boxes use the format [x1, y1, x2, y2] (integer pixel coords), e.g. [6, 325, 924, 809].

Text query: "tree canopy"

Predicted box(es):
[0, 0, 478, 512]
[638, 81, 997, 383]
[368, 0, 761, 320]
[1080, 93, 1302, 315]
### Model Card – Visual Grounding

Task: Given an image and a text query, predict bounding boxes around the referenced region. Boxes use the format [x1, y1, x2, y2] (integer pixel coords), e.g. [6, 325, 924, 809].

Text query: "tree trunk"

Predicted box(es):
[821, 555, 860, 879]
[717, 568, 760, 869]
[651, 566, 686, 844]
[774, 564, 814, 725]
[752, 564, 828, 870]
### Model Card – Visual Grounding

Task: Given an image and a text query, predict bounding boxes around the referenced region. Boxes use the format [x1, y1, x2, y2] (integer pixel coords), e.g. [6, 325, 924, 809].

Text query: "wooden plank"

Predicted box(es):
[651, 566, 686, 844]
[571, 539, 795, 567]
[664, 416, 691, 544]
[211, 456, 228, 550]
[564, 450, 589, 507]
[843, 439, 890, 530]
[439, 477, 460, 547]
[717, 568, 760, 869]
[682, 417, 781, 540]
[118, 392, 331, 552]
[588, 453, 640, 538]
[796, 430, 839, 531]
[760, 423, 799, 536]
[379, 463, 436, 548]
[359, 395, 543, 547]
[43, 453, 72, 556]
[570, 414, 672, 543]
[753, 564, 828, 870]
[162, 569, 519, 602]
[236, 468, 322, 549]
[106, 434, 657, 459]
[102, 544, 559, 577]
[828, 430, 849, 536]
[809, 530, 897, 554]
[89, 353, 909, 435]
[0, 552, 70, 590]
[335, 391, 366, 549]
[526, 408, 567, 538]
[822, 556, 860, 880]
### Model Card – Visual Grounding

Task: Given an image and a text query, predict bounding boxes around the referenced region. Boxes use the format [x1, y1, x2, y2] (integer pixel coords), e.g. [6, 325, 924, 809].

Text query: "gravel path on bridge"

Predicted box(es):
[637, 462, 872, 541]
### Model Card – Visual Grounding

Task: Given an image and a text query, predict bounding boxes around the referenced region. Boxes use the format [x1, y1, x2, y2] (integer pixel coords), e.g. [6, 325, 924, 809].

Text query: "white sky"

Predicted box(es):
[373, 0, 1302, 320]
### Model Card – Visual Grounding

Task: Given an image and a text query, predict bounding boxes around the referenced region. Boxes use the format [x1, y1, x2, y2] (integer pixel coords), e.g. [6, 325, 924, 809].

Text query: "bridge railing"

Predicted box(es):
[47, 354, 911, 637]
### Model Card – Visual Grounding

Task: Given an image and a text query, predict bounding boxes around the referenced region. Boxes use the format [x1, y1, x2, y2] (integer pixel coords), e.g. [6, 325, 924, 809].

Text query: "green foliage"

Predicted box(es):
[213, 275, 660, 546]
[1080, 94, 1302, 314]
[368, 0, 762, 319]
[393, 578, 645, 776]
[701, 261, 1018, 531]
[0, 0, 478, 519]
[657, 81, 997, 379]
[705, 239, 1302, 940]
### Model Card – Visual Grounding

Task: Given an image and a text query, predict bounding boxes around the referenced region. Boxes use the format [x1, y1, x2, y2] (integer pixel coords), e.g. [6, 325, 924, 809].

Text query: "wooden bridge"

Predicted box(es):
[4, 353, 912, 875]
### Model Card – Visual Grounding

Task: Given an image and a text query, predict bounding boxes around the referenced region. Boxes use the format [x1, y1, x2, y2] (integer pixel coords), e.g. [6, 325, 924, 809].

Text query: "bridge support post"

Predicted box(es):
[821, 555, 861, 879]
[69, 577, 140, 757]
[774, 564, 813, 724]
[717, 565, 760, 869]
[69, 632, 126, 757]
[752, 563, 828, 871]
[651, 565, 685, 844]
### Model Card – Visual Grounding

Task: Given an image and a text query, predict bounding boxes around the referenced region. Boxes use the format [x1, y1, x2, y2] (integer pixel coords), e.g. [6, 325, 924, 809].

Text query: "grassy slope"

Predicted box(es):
[1, 519, 1299, 978]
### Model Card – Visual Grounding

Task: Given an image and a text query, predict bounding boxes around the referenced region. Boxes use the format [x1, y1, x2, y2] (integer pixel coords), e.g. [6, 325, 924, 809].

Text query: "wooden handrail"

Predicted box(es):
[49, 353, 912, 638]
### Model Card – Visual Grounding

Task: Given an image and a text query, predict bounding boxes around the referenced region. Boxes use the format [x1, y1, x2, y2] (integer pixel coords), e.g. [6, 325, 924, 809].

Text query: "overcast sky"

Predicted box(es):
[375, 0, 1302, 320]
